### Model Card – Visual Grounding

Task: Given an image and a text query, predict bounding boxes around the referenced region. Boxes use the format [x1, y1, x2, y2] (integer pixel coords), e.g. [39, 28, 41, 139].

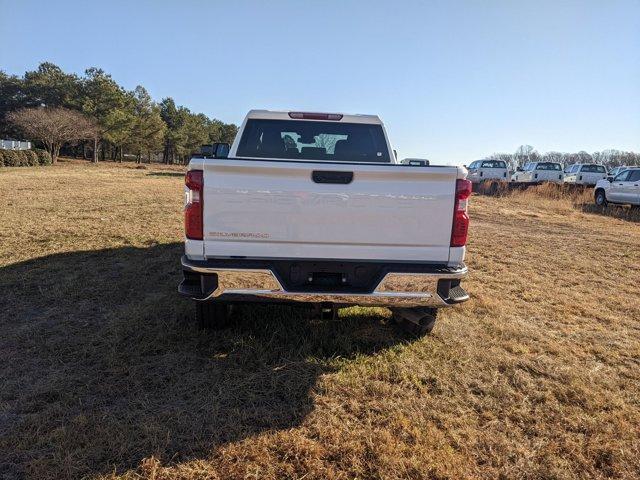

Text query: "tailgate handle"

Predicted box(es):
[312, 170, 353, 184]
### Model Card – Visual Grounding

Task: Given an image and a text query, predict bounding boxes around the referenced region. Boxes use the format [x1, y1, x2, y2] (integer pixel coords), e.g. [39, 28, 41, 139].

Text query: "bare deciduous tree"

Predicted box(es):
[542, 151, 565, 163]
[7, 107, 98, 164]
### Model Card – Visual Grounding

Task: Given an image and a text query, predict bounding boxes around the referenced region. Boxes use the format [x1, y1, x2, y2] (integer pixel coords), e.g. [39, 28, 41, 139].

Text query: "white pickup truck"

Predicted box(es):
[466, 159, 510, 183]
[511, 161, 564, 184]
[594, 167, 640, 206]
[563, 163, 607, 186]
[179, 110, 471, 334]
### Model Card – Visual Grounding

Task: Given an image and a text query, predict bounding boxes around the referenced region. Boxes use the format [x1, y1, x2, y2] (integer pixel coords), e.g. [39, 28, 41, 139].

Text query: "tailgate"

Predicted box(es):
[201, 159, 458, 262]
[482, 167, 507, 179]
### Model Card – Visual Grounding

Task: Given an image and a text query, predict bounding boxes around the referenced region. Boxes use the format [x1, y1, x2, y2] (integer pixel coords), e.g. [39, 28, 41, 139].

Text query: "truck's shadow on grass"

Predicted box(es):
[0, 243, 407, 479]
[579, 203, 640, 223]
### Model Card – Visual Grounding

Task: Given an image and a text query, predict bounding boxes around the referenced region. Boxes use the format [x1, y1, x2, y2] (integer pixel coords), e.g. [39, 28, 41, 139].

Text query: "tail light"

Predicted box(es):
[451, 179, 472, 247]
[185, 170, 203, 240]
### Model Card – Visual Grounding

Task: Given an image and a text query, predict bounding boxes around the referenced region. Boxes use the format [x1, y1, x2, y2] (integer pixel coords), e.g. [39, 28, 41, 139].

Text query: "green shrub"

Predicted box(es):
[0, 148, 52, 167]
[23, 150, 39, 166]
[1, 150, 21, 167]
[15, 150, 28, 166]
[35, 149, 52, 165]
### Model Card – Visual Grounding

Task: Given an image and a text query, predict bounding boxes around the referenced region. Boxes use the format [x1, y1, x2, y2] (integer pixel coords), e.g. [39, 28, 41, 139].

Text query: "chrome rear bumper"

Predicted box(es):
[179, 256, 468, 308]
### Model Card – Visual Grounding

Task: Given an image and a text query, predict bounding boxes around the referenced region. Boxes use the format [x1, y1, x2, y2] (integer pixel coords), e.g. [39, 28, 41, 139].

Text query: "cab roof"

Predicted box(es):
[245, 109, 383, 125]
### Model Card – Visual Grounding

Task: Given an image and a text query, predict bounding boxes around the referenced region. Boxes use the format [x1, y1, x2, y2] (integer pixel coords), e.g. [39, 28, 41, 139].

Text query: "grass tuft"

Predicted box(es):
[475, 180, 640, 223]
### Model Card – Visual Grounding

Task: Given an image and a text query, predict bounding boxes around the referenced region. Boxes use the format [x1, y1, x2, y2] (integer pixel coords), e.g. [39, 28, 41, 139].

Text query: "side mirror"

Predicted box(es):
[214, 142, 230, 158]
[401, 158, 429, 166]
[197, 142, 230, 159]
[607, 176, 613, 182]
[517, 167, 524, 172]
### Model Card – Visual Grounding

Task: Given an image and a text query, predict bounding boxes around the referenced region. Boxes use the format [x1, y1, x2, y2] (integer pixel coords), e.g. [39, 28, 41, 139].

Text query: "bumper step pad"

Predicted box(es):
[447, 285, 469, 303]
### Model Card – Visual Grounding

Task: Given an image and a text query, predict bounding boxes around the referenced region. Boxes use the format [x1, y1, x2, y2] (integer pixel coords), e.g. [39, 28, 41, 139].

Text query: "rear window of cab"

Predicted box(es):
[535, 162, 562, 171]
[236, 119, 391, 162]
[581, 164, 606, 173]
[480, 160, 507, 169]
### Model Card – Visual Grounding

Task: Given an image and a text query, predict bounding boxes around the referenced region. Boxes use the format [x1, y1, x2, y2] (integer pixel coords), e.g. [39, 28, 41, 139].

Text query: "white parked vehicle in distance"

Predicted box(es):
[563, 163, 607, 186]
[511, 162, 564, 183]
[179, 110, 471, 335]
[594, 167, 640, 206]
[607, 166, 629, 178]
[467, 159, 510, 183]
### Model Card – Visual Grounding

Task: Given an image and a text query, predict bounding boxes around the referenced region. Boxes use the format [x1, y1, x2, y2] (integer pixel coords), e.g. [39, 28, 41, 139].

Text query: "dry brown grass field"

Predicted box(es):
[1, 160, 639, 480]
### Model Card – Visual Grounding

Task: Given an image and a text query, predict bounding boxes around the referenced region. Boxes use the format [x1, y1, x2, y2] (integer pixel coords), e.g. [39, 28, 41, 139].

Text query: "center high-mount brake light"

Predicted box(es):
[288, 112, 343, 121]
[451, 179, 472, 247]
[185, 170, 203, 240]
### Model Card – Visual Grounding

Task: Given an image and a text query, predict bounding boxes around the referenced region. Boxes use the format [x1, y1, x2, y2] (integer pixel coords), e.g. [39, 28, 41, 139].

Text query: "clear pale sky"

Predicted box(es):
[1, 0, 639, 164]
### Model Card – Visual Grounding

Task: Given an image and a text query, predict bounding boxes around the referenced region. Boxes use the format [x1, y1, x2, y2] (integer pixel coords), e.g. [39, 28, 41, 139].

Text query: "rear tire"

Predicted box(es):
[391, 307, 438, 336]
[195, 301, 230, 330]
[595, 189, 607, 206]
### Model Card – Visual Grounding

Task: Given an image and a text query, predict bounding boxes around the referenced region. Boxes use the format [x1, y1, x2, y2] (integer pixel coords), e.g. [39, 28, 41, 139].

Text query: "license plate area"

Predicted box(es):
[272, 261, 384, 293]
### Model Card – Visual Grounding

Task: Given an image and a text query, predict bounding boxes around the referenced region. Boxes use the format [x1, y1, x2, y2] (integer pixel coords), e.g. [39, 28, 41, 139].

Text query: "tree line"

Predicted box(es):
[2, 64, 637, 169]
[484, 145, 640, 171]
[0, 62, 237, 164]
